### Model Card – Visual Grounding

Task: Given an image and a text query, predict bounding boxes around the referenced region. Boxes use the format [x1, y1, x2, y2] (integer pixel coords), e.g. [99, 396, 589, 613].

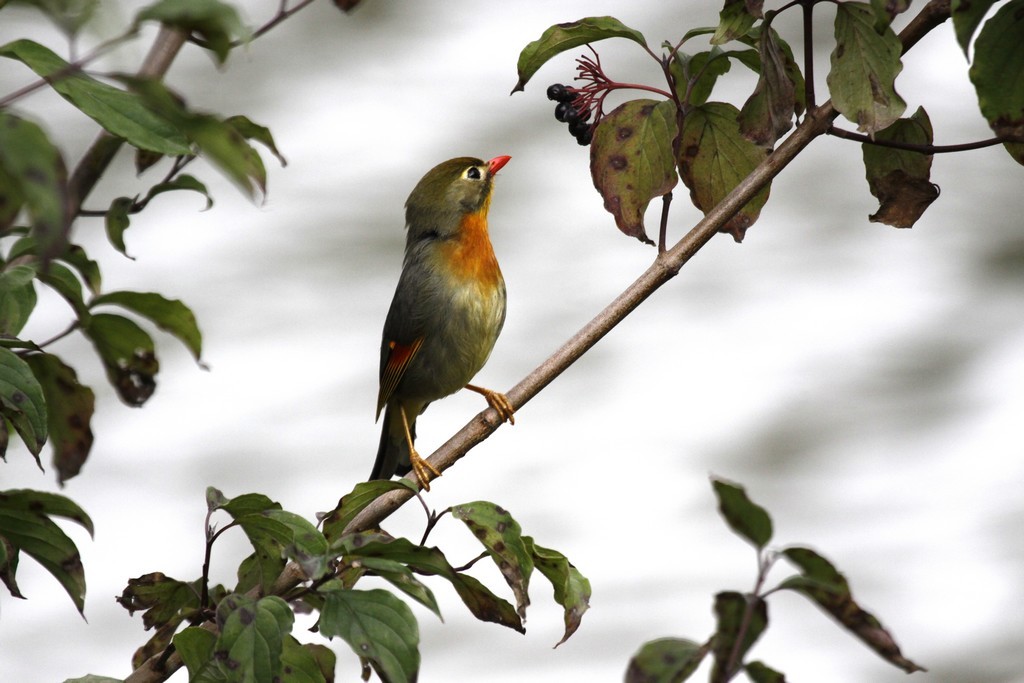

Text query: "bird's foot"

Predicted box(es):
[409, 447, 441, 492]
[465, 384, 516, 425]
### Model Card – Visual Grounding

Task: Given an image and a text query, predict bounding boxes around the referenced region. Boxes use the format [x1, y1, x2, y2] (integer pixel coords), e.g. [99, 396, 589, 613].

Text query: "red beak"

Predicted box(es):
[487, 155, 512, 175]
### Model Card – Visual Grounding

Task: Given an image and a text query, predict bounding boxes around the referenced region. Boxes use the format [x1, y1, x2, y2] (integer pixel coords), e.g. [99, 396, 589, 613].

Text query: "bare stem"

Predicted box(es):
[828, 124, 1020, 153]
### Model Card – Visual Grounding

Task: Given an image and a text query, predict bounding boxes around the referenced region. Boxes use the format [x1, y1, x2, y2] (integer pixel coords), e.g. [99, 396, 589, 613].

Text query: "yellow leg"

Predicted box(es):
[465, 384, 516, 425]
[398, 405, 440, 491]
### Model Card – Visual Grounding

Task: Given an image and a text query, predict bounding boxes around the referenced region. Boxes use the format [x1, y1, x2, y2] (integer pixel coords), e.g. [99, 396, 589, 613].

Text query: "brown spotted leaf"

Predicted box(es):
[451, 501, 533, 620]
[779, 546, 926, 673]
[678, 102, 770, 241]
[24, 353, 94, 485]
[863, 106, 939, 228]
[968, 0, 1024, 165]
[625, 637, 709, 683]
[739, 26, 797, 147]
[590, 99, 678, 244]
[827, 2, 906, 135]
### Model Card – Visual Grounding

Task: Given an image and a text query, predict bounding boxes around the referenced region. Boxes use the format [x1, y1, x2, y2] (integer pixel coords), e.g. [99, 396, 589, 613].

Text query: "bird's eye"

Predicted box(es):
[464, 166, 482, 180]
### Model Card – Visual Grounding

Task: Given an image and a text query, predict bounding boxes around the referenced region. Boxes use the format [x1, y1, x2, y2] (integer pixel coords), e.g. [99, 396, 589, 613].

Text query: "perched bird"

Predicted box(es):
[372, 155, 515, 491]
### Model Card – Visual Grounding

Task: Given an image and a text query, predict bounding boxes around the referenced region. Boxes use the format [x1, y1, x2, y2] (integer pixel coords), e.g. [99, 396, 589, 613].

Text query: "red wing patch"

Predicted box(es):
[376, 337, 424, 418]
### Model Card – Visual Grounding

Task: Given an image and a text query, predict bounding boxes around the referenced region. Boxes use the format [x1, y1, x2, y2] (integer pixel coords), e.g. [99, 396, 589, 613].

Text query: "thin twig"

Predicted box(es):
[827, 124, 1020, 153]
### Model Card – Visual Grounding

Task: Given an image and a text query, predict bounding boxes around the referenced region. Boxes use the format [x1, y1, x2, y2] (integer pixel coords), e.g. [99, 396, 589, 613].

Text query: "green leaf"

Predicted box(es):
[512, 17, 647, 93]
[678, 102, 770, 242]
[59, 243, 102, 295]
[264, 509, 330, 580]
[968, 0, 1024, 165]
[0, 534, 23, 598]
[217, 493, 288, 595]
[104, 196, 134, 258]
[173, 626, 217, 679]
[37, 261, 88, 319]
[780, 546, 926, 673]
[355, 556, 442, 620]
[81, 313, 158, 406]
[116, 572, 203, 631]
[319, 587, 419, 683]
[625, 637, 709, 683]
[60, 677, 124, 683]
[0, 40, 190, 155]
[135, 0, 250, 65]
[281, 637, 336, 683]
[0, 489, 93, 535]
[826, 2, 907, 134]
[669, 48, 734, 108]
[712, 0, 761, 45]
[710, 477, 773, 549]
[869, 0, 910, 27]
[92, 290, 203, 362]
[214, 594, 293, 682]
[14, 0, 98, 37]
[738, 26, 797, 147]
[226, 115, 287, 167]
[590, 98, 678, 244]
[524, 537, 590, 647]
[142, 174, 213, 211]
[341, 536, 524, 633]
[0, 111, 70, 261]
[321, 479, 413, 541]
[711, 591, 768, 679]
[0, 502, 86, 613]
[0, 347, 48, 459]
[118, 76, 267, 198]
[862, 106, 939, 228]
[0, 272, 37, 337]
[451, 501, 534, 620]
[746, 660, 788, 683]
[951, 0, 999, 55]
[24, 353, 95, 485]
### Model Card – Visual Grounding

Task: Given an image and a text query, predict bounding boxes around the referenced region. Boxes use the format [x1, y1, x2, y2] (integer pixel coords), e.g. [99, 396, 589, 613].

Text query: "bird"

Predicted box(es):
[371, 155, 515, 491]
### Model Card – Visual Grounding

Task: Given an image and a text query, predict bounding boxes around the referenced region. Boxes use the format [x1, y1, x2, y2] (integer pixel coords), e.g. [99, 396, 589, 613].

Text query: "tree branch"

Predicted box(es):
[342, 0, 953, 535]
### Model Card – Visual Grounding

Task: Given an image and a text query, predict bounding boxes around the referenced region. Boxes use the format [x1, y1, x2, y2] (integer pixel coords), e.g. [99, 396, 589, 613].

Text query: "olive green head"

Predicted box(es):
[404, 156, 510, 239]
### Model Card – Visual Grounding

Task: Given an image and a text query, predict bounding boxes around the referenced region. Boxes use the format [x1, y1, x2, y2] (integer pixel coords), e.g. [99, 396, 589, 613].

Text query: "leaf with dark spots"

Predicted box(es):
[23, 354, 94, 485]
[116, 572, 203, 630]
[0, 111, 70, 263]
[339, 535, 524, 633]
[81, 313, 158, 406]
[0, 347, 48, 460]
[711, 591, 768, 680]
[0, 493, 91, 614]
[625, 637, 709, 683]
[862, 106, 939, 228]
[678, 102, 770, 241]
[739, 26, 797, 147]
[318, 587, 419, 682]
[827, 2, 906, 134]
[525, 537, 590, 647]
[968, 0, 1024, 165]
[590, 99, 678, 244]
[512, 16, 647, 93]
[779, 546, 926, 673]
[214, 594, 293, 682]
[451, 501, 533, 620]
[712, 0, 760, 44]
[711, 477, 773, 549]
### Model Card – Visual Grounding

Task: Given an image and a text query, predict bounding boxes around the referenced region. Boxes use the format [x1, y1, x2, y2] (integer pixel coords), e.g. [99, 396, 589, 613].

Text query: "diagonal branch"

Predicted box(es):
[343, 0, 952, 535]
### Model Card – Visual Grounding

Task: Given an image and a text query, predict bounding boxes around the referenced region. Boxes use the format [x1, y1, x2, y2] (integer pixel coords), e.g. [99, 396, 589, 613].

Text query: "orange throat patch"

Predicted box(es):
[442, 208, 502, 287]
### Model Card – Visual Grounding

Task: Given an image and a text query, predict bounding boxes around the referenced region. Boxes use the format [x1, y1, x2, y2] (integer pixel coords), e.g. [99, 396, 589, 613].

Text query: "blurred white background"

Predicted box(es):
[1, 1, 1023, 681]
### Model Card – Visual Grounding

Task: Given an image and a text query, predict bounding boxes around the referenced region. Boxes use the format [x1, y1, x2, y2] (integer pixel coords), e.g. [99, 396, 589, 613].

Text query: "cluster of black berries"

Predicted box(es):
[547, 83, 593, 146]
